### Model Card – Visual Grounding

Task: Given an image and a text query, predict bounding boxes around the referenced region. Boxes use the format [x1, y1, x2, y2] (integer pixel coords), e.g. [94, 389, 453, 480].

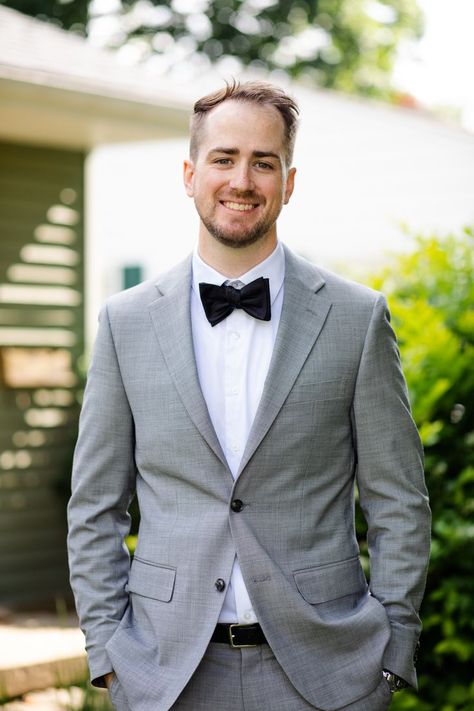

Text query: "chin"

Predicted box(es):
[204, 218, 273, 250]
[213, 230, 266, 250]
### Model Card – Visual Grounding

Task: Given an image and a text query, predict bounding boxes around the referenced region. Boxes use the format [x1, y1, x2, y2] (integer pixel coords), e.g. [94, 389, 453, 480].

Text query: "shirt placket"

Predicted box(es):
[224, 309, 247, 477]
[223, 308, 258, 623]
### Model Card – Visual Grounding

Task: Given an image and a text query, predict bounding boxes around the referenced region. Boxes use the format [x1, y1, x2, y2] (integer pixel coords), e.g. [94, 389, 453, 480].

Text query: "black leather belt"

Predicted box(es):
[211, 623, 267, 648]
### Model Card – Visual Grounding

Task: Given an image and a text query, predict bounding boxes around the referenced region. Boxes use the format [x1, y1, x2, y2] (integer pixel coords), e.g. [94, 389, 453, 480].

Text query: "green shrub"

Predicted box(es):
[367, 227, 474, 710]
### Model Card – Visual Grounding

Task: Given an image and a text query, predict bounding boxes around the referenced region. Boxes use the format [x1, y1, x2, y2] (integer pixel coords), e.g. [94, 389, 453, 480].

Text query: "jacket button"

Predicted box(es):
[231, 499, 244, 512]
[215, 578, 226, 592]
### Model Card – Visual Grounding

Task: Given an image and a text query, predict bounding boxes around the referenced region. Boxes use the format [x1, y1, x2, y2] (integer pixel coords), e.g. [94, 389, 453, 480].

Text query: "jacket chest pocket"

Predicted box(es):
[285, 378, 351, 406]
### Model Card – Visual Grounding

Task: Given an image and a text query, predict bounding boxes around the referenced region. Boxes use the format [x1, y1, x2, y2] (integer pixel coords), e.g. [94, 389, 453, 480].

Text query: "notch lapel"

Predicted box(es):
[237, 247, 332, 476]
[148, 256, 228, 471]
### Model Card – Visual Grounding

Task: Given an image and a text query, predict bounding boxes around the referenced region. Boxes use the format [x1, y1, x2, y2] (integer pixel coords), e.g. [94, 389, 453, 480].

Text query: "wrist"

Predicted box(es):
[104, 671, 115, 689]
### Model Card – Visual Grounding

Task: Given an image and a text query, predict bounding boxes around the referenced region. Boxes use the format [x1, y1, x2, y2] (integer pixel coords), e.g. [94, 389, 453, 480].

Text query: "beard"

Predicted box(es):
[201, 216, 273, 249]
[199, 199, 280, 250]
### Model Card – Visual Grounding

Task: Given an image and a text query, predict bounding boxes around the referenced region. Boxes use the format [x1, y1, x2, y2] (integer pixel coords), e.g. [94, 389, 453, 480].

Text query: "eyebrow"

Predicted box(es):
[207, 147, 281, 163]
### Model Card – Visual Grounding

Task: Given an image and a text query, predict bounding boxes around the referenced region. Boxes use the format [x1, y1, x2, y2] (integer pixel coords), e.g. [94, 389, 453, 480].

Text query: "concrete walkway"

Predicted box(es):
[2, 687, 104, 711]
[0, 612, 87, 702]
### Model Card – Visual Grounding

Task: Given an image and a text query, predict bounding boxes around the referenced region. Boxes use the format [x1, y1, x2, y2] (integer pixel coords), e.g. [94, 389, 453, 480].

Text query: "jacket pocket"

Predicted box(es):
[127, 556, 176, 602]
[293, 556, 367, 604]
[286, 378, 350, 405]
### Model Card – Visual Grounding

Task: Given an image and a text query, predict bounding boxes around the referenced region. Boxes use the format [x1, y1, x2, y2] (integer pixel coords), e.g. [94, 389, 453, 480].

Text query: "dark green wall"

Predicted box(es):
[0, 141, 84, 608]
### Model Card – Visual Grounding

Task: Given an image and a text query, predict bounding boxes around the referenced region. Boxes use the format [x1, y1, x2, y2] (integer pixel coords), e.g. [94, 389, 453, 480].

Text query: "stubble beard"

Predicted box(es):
[201, 217, 273, 249]
[200, 201, 280, 250]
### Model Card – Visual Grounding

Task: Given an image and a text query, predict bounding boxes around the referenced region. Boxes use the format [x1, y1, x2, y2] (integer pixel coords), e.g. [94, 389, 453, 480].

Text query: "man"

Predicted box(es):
[67, 81, 431, 711]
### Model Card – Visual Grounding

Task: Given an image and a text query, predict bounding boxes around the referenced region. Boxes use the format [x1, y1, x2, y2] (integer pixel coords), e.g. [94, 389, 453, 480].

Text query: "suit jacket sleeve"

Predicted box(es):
[67, 303, 136, 685]
[352, 293, 431, 688]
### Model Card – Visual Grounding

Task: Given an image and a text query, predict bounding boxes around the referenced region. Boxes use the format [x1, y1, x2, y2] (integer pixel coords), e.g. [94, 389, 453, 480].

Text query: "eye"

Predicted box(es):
[255, 161, 274, 170]
[214, 158, 232, 165]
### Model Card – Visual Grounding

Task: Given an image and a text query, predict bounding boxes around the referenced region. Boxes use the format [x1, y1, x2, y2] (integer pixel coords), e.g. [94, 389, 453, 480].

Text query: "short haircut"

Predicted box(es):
[189, 79, 300, 169]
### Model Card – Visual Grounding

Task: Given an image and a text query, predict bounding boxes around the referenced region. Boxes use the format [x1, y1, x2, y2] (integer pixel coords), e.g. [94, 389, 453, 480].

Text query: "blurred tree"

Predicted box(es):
[368, 227, 474, 710]
[1, 0, 88, 32]
[1, 0, 422, 98]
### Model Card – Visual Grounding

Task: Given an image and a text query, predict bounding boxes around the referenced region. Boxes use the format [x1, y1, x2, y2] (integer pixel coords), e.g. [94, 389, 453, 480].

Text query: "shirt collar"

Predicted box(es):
[192, 241, 285, 306]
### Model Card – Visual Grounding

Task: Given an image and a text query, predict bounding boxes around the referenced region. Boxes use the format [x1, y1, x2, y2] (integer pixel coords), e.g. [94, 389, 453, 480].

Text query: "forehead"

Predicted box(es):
[198, 100, 286, 156]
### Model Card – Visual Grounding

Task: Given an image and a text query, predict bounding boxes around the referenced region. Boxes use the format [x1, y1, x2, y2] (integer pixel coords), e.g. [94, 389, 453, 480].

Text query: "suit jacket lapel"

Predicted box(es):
[148, 256, 229, 471]
[237, 246, 332, 476]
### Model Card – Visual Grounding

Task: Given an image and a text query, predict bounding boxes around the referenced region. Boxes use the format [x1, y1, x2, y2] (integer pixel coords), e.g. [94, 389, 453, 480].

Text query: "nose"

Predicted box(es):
[229, 163, 255, 192]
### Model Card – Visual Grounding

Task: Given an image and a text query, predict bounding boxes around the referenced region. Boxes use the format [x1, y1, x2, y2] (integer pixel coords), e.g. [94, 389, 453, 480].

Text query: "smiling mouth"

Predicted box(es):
[221, 201, 258, 212]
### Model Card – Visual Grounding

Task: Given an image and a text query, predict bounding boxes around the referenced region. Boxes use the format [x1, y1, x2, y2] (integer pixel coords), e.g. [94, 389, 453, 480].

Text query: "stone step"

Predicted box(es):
[0, 613, 87, 701]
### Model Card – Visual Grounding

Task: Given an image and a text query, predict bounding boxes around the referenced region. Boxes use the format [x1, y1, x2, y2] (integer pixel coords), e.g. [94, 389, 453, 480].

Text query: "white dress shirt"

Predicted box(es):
[191, 242, 285, 623]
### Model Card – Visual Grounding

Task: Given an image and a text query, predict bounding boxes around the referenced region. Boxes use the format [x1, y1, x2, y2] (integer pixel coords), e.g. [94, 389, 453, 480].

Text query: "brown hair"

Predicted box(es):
[189, 79, 300, 168]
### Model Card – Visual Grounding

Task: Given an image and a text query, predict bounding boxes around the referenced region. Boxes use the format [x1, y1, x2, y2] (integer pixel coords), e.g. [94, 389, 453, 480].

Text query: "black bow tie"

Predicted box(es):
[199, 277, 271, 327]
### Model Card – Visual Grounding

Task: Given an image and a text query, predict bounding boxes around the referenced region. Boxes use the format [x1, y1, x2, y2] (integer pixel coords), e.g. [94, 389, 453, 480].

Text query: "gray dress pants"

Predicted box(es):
[109, 642, 393, 711]
[171, 643, 393, 711]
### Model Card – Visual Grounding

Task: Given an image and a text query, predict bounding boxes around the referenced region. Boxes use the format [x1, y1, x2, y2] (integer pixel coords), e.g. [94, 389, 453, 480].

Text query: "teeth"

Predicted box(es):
[223, 202, 256, 212]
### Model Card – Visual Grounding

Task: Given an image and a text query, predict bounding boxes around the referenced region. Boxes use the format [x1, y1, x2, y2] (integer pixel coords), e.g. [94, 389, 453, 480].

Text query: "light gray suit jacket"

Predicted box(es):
[67, 245, 430, 711]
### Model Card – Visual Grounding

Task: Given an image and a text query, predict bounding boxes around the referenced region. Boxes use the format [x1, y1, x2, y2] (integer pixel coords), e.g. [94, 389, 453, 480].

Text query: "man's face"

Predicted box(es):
[183, 100, 296, 250]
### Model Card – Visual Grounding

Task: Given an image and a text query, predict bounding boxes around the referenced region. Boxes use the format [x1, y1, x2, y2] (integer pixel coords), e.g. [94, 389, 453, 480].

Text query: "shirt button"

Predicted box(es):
[243, 612, 252, 621]
[231, 499, 244, 512]
[215, 578, 226, 592]
[231, 386, 239, 395]
[230, 331, 240, 341]
[231, 443, 240, 453]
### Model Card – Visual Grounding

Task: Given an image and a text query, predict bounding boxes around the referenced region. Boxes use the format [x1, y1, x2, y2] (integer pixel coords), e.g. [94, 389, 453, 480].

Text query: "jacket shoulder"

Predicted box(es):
[102, 255, 191, 320]
[286, 247, 382, 307]
[317, 266, 382, 306]
[104, 278, 159, 316]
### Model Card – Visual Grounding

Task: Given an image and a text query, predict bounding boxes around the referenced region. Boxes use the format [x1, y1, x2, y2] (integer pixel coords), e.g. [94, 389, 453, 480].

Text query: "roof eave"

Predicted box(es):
[0, 72, 190, 150]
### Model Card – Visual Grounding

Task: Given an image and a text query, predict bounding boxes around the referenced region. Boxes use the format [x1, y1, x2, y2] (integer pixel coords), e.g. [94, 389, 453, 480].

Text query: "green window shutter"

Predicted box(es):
[0, 141, 84, 608]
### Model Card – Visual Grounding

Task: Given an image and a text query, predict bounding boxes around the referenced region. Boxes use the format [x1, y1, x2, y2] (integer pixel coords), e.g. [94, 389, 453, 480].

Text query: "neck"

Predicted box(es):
[198, 231, 278, 278]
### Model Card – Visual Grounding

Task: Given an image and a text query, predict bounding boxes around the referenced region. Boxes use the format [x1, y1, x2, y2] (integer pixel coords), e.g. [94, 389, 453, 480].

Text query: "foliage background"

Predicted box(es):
[365, 227, 474, 711]
[1, 0, 422, 99]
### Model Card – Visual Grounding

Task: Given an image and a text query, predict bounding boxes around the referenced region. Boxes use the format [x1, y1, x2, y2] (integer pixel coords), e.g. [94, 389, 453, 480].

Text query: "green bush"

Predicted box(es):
[368, 227, 474, 710]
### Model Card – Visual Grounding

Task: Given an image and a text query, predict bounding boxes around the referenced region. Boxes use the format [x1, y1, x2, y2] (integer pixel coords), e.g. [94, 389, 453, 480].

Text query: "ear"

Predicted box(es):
[283, 167, 296, 205]
[183, 159, 195, 197]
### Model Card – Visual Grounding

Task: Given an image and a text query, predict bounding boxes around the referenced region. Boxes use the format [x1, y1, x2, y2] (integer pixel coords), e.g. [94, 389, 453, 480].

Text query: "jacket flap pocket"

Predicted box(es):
[127, 557, 176, 602]
[294, 557, 367, 604]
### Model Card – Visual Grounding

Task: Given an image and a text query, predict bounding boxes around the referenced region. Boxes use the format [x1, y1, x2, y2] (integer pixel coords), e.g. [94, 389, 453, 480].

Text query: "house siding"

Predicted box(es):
[0, 141, 84, 607]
